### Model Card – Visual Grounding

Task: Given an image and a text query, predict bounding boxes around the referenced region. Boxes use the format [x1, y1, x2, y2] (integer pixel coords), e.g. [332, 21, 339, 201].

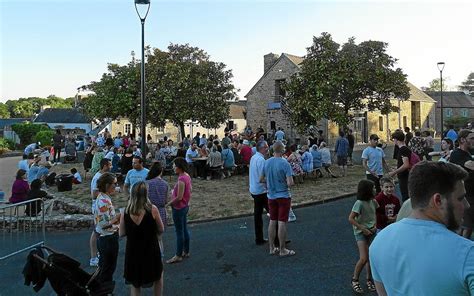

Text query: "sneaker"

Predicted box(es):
[89, 257, 99, 267]
[288, 209, 296, 222]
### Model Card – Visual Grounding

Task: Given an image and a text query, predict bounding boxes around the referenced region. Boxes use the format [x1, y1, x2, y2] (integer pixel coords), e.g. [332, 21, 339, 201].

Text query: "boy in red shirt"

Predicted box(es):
[375, 177, 401, 231]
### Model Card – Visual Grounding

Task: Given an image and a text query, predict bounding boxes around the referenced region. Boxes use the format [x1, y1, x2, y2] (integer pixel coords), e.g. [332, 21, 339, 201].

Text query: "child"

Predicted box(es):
[375, 177, 401, 231]
[348, 179, 378, 294]
[71, 168, 82, 184]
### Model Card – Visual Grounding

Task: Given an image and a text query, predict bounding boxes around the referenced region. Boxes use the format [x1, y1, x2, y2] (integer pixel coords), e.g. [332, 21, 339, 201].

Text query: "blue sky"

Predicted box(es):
[1, 0, 473, 102]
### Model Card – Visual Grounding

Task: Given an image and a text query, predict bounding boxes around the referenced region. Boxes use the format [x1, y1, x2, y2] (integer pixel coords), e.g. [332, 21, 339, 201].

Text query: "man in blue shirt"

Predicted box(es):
[113, 132, 123, 148]
[261, 141, 295, 257]
[249, 140, 269, 245]
[24, 143, 39, 157]
[334, 130, 349, 177]
[370, 161, 474, 295]
[274, 127, 285, 141]
[124, 156, 149, 192]
[361, 134, 389, 193]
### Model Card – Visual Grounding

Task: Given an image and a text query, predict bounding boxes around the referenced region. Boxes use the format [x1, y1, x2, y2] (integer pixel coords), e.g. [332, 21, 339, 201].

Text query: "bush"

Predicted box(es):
[34, 130, 55, 146]
[444, 116, 471, 130]
[11, 122, 50, 146]
[0, 137, 15, 150]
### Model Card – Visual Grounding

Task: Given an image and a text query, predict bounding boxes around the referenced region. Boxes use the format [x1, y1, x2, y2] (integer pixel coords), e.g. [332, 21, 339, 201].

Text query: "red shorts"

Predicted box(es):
[268, 198, 291, 222]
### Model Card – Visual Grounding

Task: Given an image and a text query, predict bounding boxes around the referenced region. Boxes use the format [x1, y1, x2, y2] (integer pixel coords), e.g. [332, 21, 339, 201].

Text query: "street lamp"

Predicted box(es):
[437, 62, 445, 137]
[135, 0, 150, 155]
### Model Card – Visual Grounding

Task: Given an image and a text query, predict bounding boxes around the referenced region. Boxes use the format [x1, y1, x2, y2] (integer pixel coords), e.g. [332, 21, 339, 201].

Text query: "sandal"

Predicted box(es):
[351, 279, 363, 294]
[269, 247, 279, 255]
[367, 278, 376, 292]
[279, 249, 296, 258]
[165, 255, 183, 264]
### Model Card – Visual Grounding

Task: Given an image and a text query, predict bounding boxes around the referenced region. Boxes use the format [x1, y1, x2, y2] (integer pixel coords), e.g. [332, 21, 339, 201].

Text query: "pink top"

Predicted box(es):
[10, 179, 30, 203]
[172, 174, 192, 210]
[240, 145, 252, 165]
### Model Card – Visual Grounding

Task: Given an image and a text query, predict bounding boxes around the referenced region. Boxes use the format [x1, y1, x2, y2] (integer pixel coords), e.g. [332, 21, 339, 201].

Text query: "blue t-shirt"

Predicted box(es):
[28, 165, 40, 183]
[361, 146, 385, 176]
[262, 157, 293, 199]
[125, 168, 150, 191]
[18, 160, 29, 175]
[311, 149, 322, 168]
[275, 130, 285, 141]
[446, 129, 458, 142]
[301, 151, 313, 172]
[370, 218, 474, 295]
[113, 138, 123, 148]
[185, 148, 199, 164]
[335, 137, 349, 157]
[221, 148, 235, 169]
[24, 143, 37, 155]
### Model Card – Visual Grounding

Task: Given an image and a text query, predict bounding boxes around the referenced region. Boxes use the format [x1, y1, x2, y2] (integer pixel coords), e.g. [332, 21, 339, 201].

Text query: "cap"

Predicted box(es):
[242, 139, 250, 145]
[369, 134, 379, 140]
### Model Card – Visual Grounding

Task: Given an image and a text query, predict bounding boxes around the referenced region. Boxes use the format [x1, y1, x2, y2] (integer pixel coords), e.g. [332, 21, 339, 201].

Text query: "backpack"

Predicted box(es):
[408, 151, 421, 169]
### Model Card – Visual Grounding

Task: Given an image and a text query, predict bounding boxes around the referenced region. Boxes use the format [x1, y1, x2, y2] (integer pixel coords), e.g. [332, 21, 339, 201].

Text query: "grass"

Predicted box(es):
[49, 159, 398, 223]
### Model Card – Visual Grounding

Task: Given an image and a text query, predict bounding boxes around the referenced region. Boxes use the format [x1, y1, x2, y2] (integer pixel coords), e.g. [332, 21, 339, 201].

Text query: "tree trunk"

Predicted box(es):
[179, 122, 185, 141]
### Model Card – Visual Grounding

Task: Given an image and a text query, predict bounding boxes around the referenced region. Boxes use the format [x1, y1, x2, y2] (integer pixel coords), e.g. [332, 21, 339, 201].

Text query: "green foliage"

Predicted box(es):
[5, 96, 74, 118]
[444, 116, 471, 129]
[84, 43, 236, 139]
[0, 103, 9, 118]
[0, 137, 15, 150]
[284, 33, 410, 132]
[423, 78, 448, 91]
[11, 122, 50, 146]
[459, 72, 474, 93]
[34, 130, 55, 146]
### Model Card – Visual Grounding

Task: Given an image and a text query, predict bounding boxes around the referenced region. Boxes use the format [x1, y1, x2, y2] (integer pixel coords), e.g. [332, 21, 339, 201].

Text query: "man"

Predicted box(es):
[113, 132, 123, 149]
[249, 140, 270, 245]
[124, 156, 149, 192]
[52, 129, 64, 163]
[446, 125, 458, 143]
[261, 141, 295, 257]
[89, 158, 112, 267]
[199, 134, 207, 147]
[388, 130, 411, 202]
[362, 134, 389, 193]
[370, 161, 473, 295]
[404, 127, 413, 146]
[449, 129, 474, 238]
[18, 153, 33, 177]
[193, 132, 201, 147]
[185, 142, 200, 177]
[347, 129, 355, 165]
[240, 139, 252, 166]
[24, 142, 39, 157]
[275, 127, 285, 141]
[132, 144, 142, 158]
[334, 130, 349, 177]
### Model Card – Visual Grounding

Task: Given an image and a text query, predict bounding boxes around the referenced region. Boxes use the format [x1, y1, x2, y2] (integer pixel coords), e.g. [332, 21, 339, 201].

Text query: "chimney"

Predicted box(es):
[264, 53, 279, 74]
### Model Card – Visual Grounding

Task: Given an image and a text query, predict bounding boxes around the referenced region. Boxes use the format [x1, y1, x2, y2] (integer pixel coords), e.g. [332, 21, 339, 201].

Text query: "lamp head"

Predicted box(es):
[135, 0, 150, 4]
[437, 62, 445, 71]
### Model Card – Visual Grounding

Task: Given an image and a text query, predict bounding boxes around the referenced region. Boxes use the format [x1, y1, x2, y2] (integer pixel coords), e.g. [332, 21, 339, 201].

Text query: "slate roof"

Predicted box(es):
[34, 108, 90, 124]
[424, 91, 474, 108]
[0, 118, 29, 129]
[406, 82, 436, 103]
[283, 53, 304, 66]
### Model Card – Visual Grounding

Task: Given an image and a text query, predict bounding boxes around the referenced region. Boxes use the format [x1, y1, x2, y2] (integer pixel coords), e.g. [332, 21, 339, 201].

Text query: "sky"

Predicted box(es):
[1, 0, 473, 102]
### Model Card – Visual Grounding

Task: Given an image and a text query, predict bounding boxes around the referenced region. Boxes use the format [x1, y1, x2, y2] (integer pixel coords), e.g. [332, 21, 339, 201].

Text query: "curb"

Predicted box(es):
[186, 192, 356, 225]
[0, 151, 23, 158]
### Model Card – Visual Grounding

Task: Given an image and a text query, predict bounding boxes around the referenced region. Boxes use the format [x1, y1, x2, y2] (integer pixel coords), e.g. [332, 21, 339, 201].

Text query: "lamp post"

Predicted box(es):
[437, 62, 445, 137]
[135, 0, 150, 155]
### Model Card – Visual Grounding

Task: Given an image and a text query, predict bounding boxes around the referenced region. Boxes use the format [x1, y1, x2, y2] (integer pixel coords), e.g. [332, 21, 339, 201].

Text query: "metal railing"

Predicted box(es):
[0, 198, 46, 260]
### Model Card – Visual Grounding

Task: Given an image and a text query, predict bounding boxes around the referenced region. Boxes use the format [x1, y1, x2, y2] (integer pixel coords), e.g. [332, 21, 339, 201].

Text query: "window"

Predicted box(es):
[157, 126, 165, 132]
[379, 116, 384, 131]
[461, 108, 469, 117]
[275, 79, 286, 101]
[227, 121, 234, 130]
[270, 121, 276, 130]
[124, 124, 131, 135]
[445, 108, 452, 118]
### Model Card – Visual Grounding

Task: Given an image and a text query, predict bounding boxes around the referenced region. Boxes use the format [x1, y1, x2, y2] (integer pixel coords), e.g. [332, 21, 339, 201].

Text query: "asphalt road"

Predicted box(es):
[0, 196, 380, 296]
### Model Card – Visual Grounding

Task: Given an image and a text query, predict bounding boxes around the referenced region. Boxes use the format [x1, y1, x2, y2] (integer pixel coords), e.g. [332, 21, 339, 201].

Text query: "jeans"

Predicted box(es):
[172, 206, 190, 256]
[252, 193, 269, 243]
[366, 174, 382, 194]
[97, 233, 119, 283]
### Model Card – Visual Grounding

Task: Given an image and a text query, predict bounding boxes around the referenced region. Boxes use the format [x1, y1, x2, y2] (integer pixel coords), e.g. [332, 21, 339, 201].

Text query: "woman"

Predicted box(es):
[94, 172, 120, 284]
[428, 138, 454, 162]
[90, 147, 105, 175]
[10, 169, 29, 203]
[146, 162, 169, 252]
[221, 143, 235, 177]
[119, 181, 164, 296]
[83, 144, 95, 173]
[286, 144, 304, 177]
[166, 157, 192, 264]
[121, 147, 134, 175]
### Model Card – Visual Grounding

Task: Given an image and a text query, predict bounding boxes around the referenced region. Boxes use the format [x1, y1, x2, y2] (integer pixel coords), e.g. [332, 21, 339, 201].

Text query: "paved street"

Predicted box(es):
[0, 156, 21, 200]
[0, 196, 373, 296]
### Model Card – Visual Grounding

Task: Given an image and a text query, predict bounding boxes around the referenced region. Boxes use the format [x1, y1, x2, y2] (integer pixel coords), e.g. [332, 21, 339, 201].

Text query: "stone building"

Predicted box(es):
[245, 52, 436, 144]
[424, 91, 474, 132]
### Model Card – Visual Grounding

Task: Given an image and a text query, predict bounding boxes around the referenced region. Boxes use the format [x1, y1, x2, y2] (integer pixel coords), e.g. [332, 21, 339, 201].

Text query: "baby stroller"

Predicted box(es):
[23, 245, 115, 295]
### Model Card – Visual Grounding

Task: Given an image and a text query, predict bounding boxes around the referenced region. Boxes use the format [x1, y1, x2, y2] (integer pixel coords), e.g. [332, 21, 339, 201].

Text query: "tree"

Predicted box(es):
[0, 103, 9, 118]
[422, 78, 448, 91]
[459, 72, 474, 93]
[11, 122, 50, 146]
[284, 33, 410, 131]
[5, 96, 73, 118]
[84, 43, 236, 139]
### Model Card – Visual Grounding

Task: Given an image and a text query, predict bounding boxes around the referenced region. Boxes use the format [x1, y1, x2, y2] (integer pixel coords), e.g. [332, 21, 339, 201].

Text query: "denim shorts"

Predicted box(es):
[355, 232, 376, 243]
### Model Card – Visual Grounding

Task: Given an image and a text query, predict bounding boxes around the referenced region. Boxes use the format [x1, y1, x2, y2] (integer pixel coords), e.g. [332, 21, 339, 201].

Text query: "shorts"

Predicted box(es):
[355, 232, 376, 243]
[268, 198, 291, 222]
[337, 156, 347, 166]
[463, 203, 474, 229]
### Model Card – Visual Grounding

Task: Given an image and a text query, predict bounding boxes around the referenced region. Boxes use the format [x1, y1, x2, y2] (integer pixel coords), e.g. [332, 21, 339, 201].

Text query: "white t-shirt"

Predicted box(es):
[73, 172, 82, 183]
